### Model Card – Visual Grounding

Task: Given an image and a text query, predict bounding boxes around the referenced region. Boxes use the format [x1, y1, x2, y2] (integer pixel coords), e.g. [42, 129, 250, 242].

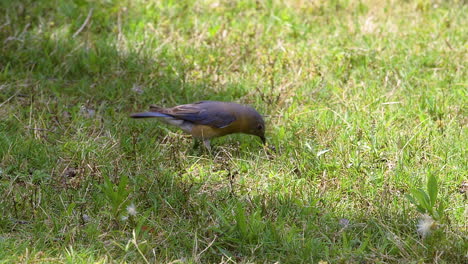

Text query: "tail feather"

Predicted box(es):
[130, 112, 170, 118]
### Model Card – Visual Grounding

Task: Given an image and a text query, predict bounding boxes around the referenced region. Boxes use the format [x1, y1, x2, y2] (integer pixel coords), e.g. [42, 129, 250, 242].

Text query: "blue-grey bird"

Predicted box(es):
[130, 101, 266, 150]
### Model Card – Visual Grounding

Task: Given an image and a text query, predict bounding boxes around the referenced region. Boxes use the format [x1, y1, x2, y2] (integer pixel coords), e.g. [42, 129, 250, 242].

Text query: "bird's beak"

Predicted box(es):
[260, 136, 266, 145]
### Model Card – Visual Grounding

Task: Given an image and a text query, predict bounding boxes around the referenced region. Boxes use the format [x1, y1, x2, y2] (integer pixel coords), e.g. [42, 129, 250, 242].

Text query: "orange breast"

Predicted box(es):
[190, 120, 246, 139]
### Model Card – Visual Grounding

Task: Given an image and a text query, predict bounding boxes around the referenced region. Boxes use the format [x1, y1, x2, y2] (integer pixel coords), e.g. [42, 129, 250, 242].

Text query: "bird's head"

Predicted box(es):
[244, 108, 266, 144]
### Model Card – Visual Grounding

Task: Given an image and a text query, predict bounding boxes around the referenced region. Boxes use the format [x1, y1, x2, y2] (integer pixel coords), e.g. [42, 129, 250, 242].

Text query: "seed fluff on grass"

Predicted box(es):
[127, 203, 137, 216]
[417, 214, 437, 238]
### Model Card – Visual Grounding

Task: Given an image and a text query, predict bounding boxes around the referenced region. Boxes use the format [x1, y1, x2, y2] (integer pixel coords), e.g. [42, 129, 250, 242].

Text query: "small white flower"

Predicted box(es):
[121, 215, 128, 221]
[82, 214, 90, 222]
[127, 203, 137, 216]
[131, 84, 144, 94]
[417, 214, 436, 238]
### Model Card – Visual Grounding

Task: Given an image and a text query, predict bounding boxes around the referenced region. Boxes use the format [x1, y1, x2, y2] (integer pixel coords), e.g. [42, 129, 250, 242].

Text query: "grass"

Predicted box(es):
[0, 0, 467, 263]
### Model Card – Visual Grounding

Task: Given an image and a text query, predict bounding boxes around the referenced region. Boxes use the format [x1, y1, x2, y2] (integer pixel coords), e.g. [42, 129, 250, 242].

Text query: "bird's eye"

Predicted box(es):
[257, 124, 263, 130]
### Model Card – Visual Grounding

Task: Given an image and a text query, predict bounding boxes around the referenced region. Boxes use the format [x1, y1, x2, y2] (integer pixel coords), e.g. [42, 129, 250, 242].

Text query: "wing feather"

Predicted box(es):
[153, 101, 236, 128]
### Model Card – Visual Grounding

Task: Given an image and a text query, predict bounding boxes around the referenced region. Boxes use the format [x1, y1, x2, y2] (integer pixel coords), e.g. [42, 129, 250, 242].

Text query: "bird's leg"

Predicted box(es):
[192, 138, 200, 149]
[203, 139, 212, 152]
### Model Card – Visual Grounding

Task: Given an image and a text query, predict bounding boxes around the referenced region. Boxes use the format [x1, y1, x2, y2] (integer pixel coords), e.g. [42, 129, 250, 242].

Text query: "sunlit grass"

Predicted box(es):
[0, 0, 466, 263]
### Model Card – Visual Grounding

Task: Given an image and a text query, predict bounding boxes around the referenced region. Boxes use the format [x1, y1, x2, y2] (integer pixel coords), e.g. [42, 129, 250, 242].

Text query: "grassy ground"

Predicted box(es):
[0, 0, 467, 263]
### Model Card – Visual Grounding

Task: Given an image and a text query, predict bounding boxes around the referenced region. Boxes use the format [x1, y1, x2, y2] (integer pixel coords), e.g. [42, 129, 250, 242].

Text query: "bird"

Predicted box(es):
[130, 101, 266, 151]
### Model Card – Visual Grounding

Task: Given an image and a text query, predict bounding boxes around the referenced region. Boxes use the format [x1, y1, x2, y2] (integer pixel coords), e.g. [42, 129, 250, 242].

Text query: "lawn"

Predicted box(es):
[0, 0, 466, 263]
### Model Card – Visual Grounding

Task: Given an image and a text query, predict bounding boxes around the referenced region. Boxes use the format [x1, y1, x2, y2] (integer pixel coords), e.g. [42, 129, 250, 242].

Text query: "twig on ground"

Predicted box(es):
[73, 8, 94, 38]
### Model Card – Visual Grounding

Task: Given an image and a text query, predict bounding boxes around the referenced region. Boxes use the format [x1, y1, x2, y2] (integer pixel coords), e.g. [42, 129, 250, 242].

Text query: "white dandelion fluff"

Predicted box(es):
[417, 214, 436, 238]
[127, 203, 137, 216]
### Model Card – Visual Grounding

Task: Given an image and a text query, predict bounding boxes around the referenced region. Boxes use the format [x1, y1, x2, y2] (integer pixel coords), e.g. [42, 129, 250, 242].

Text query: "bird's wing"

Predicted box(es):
[152, 102, 236, 128]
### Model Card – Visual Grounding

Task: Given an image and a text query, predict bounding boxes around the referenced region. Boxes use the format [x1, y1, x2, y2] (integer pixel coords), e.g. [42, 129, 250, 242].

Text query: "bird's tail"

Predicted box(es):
[130, 112, 170, 118]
